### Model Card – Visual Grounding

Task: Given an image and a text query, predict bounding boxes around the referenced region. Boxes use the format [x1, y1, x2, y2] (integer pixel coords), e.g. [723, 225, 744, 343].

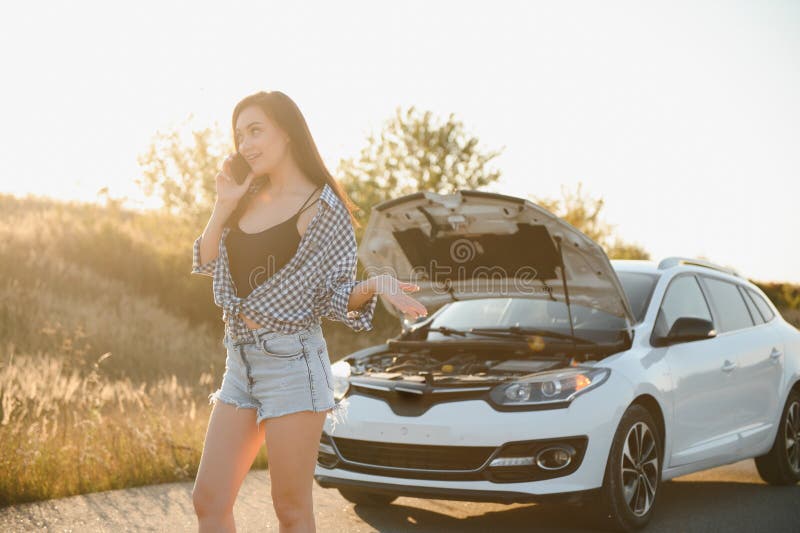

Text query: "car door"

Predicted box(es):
[739, 287, 785, 453]
[704, 281, 784, 455]
[743, 287, 786, 428]
[656, 274, 741, 467]
[697, 276, 776, 455]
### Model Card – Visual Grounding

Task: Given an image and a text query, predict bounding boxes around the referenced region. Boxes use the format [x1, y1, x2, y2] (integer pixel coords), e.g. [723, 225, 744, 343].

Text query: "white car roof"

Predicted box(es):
[611, 258, 746, 285]
[610, 260, 662, 275]
[610, 258, 783, 318]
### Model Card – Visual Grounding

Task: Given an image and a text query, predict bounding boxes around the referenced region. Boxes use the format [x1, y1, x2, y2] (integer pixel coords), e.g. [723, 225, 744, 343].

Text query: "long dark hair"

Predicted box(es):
[225, 90, 361, 229]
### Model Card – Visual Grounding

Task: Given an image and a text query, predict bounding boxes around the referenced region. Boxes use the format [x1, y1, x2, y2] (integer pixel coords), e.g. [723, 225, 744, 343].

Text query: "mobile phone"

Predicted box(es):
[230, 153, 252, 185]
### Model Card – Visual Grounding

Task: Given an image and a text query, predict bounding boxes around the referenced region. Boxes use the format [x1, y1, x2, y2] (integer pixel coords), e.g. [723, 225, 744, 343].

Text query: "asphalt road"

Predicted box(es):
[1, 459, 798, 532]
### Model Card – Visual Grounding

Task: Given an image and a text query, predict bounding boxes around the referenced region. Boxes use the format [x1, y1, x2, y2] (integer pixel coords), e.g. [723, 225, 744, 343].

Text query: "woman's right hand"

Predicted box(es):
[214, 154, 256, 211]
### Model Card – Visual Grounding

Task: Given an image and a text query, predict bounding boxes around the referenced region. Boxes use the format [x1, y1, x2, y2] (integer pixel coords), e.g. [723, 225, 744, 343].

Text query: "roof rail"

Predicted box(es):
[657, 256, 740, 277]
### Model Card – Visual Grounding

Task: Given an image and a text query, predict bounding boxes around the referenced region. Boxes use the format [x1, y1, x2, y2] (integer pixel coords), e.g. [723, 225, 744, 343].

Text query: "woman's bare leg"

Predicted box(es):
[192, 401, 266, 532]
[264, 410, 328, 533]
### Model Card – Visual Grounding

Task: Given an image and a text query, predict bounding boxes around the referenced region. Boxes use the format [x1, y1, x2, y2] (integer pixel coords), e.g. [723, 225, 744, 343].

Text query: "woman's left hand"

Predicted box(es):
[371, 274, 428, 320]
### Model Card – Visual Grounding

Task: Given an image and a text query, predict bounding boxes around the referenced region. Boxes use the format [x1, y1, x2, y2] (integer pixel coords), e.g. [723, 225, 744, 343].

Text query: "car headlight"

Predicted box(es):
[330, 360, 351, 401]
[490, 367, 610, 407]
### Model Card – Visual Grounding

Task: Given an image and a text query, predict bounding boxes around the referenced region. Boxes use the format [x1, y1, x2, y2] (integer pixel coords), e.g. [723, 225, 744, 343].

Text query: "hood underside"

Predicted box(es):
[358, 189, 636, 328]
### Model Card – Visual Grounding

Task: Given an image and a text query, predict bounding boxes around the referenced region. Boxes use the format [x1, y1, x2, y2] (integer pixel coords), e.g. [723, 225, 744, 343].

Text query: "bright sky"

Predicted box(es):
[1, 1, 797, 283]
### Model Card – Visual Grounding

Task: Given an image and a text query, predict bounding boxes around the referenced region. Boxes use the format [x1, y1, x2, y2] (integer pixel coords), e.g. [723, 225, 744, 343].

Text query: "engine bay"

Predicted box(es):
[348, 350, 596, 388]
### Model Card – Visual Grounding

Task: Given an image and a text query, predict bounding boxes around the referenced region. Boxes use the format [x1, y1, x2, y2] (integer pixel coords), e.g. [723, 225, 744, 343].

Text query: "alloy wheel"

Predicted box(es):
[621, 421, 659, 517]
[786, 401, 800, 474]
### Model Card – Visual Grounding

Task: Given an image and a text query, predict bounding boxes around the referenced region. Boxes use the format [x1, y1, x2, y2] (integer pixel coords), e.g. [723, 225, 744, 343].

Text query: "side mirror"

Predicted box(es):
[653, 317, 716, 347]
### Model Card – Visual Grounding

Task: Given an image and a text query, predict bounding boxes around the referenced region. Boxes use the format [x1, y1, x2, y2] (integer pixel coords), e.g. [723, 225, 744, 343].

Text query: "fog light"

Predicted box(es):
[489, 456, 536, 467]
[317, 440, 339, 468]
[535, 445, 575, 470]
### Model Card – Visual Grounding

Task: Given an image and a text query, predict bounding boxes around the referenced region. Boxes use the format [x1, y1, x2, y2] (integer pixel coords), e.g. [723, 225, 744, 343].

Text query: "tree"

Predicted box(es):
[135, 115, 229, 225]
[604, 238, 651, 260]
[337, 106, 503, 230]
[530, 182, 650, 260]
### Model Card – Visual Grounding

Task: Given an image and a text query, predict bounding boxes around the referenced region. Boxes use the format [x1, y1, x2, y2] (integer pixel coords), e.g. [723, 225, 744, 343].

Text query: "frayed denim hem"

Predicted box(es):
[327, 398, 349, 432]
[254, 398, 349, 429]
[208, 389, 260, 412]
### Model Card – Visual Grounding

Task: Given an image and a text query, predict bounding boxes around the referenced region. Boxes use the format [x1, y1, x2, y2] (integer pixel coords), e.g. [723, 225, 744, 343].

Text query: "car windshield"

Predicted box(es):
[615, 271, 660, 323]
[420, 297, 629, 344]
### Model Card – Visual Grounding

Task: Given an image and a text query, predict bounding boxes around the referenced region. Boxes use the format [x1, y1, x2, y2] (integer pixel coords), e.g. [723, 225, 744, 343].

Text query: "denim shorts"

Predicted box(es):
[208, 321, 339, 428]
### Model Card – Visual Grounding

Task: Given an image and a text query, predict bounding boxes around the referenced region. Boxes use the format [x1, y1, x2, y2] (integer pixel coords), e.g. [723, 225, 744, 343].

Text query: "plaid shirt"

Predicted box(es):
[191, 182, 379, 344]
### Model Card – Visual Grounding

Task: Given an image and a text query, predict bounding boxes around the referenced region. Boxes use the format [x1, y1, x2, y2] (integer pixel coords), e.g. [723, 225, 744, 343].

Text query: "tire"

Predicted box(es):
[754, 388, 800, 485]
[593, 404, 663, 532]
[337, 487, 398, 506]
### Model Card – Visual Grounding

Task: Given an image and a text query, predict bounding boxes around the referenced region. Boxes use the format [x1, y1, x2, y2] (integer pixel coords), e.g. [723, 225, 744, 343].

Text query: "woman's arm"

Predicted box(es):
[347, 279, 377, 313]
[192, 156, 257, 276]
[191, 202, 235, 276]
[348, 275, 427, 319]
[314, 209, 427, 328]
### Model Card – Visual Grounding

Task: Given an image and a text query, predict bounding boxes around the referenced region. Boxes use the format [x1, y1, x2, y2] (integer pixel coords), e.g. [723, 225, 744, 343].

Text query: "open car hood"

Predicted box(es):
[357, 189, 636, 331]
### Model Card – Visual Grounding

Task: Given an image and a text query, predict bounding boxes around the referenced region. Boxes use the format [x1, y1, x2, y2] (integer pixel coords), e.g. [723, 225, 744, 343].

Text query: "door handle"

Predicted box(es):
[721, 360, 737, 373]
[769, 348, 782, 360]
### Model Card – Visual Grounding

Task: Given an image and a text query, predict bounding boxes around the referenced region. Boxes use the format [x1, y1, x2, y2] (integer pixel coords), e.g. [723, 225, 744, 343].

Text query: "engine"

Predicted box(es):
[349, 351, 580, 386]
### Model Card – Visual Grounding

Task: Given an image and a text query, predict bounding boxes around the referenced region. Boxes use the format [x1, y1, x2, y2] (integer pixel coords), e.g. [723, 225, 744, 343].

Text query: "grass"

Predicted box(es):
[0, 195, 246, 506]
[0, 349, 256, 506]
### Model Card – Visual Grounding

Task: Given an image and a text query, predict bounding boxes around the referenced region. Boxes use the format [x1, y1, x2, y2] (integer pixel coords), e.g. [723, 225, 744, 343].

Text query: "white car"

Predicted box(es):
[313, 189, 800, 531]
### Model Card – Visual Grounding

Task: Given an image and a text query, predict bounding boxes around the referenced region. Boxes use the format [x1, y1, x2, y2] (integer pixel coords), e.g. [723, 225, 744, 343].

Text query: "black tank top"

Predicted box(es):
[226, 185, 321, 298]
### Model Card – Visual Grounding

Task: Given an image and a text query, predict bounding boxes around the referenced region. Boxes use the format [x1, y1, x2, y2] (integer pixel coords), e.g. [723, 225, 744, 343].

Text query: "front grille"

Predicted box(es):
[331, 436, 494, 471]
[323, 434, 589, 482]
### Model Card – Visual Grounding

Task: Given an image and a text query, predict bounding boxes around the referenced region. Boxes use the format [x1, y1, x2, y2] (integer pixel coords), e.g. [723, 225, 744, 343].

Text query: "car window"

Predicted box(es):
[653, 275, 712, 339]
[738, 286, 764, 325]
[427, 297, 628, 342]
[701, 277, 755, 332]
[616, 272, 659, 323]
[746, 288, 775, 322]
[430, 298, 521, 330]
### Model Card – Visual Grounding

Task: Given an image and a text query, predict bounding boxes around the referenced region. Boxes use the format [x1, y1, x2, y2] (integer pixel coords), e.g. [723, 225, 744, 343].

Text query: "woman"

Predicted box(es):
[189, 90, 427, 532]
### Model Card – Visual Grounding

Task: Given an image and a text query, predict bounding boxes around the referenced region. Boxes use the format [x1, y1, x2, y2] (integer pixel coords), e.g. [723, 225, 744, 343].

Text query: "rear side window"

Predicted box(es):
[701, 277, 754, 332]
[746, 288, 775, 322]
[653, 275, 712, 339]
[738, 286, 764, 325]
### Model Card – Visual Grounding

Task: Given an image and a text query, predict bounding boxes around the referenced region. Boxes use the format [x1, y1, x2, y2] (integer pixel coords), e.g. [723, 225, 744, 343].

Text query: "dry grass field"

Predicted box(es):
[0, 195, 266, 506]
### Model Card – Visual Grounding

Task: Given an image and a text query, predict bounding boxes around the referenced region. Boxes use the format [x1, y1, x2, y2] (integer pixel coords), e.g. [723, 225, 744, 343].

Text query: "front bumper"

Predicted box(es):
[315, 475, 598, 505]
[314, 384, 625, 498]
[318, 432, 588, 483]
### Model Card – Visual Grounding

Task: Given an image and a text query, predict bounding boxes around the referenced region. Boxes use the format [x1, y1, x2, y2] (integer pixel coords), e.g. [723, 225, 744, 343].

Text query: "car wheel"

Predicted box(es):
[754, 388, 800, 485]
[337, 487, 398, 506]
[594, 404, 662, 532]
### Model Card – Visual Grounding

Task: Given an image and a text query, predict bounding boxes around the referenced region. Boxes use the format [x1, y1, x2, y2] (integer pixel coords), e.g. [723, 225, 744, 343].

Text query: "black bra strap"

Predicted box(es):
[295, 185, 322, 216]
